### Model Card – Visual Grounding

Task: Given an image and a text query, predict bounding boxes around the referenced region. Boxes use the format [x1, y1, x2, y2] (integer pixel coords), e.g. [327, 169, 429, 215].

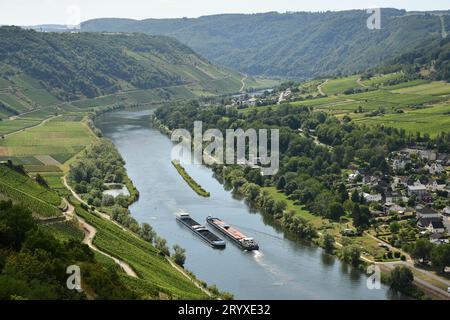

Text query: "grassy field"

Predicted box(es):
[356, 103, 450, 137]
[0, 117, 96, 171]
[262, 187, 390, 260]
[0, 118, 42, 135]
[263, 187, 322, 227]
[239, 72, 450, 137]
[391, 81, 450, 95]
[321, 75, 360, 95]
[361, 72, 404, 87]
[74, 201, 207, 299]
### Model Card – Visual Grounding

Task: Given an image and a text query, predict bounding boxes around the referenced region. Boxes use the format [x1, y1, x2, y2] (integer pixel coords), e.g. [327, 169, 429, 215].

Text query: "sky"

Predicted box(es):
[0, 0, 449, 26]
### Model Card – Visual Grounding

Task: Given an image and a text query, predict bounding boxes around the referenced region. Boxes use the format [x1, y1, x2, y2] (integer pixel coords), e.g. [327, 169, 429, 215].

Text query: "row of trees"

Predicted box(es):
[70, 140, 187, 267]
[408, 239, 450, 273]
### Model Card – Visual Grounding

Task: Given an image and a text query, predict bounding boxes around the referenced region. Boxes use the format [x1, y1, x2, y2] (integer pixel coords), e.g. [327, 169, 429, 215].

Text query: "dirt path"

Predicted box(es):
[62, 175, 112, 221]
[317, 79, 328, 96]
[4, 114, 61, 138]
[240, 74, 248, 92]
[61, 198, 138, 278]
[379, 262, 450, 300]
[357, 78, 367, 87]
[363, 232, 450, 299]
[77, 215, 138, 278]
[63, 175, 215, 294]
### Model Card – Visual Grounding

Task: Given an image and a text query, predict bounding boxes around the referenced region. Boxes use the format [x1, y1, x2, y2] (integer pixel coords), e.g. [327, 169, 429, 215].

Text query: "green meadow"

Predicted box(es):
[356, 103, 450, 137]
[321, 75, 360, 95]
[0, 117, 95, 171]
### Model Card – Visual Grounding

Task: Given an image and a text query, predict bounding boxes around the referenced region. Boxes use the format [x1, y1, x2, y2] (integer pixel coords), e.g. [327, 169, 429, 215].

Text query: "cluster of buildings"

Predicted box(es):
[347, 148, 450, 244]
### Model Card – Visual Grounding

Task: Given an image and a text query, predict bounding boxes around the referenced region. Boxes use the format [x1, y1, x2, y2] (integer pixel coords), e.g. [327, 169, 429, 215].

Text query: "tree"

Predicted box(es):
[412, 239, 434, 262]
[351, 190, 360, 203]
[342, 245, 361, 266]
[101, 194, 115, 207]
[172, 245, 186, 267]
[0, 201, 36, 249]
[430, 244, 450, 273]
[323, 234, 335, 252]
[35, 174, 49, 188]
[390, 266, 414, 291]
[389, 221, 400, 234]
[154, 236, 170, 256]
[327, 202, 345, 221]
[276, 176, 286, 190]
[139, 223, 156, 243]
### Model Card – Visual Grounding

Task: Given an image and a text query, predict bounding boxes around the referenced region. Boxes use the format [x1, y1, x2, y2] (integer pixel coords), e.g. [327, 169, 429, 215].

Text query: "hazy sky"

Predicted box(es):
[1, 0, 449, 26]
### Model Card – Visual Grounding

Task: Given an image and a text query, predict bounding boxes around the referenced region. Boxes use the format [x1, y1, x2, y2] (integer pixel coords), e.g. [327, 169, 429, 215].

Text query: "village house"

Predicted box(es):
[348, 170, 360, 182]
[385, 191, 402, 205]
[424, 163, 444, 175]
[362, 192, 382, 203]
[416, 207, 440, 219]
[427, 220, 446, 234]
[417, 216, 442, 229]
[407, 184, 428, 199]
[384, 203, 406, 215]
[443, 207, 450, 216]
[427, 180, 446, 192]
[430, 233, 449, 244]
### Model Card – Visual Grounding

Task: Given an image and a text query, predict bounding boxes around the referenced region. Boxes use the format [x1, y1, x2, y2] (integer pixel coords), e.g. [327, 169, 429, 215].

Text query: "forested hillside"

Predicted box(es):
[369, 36, 450, 82]
[0, 26, 246, 102]
[81, 9, 450, 79]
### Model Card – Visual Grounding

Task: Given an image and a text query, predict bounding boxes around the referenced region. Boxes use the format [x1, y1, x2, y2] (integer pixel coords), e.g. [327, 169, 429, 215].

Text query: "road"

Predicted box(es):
[62, 198, 138, 278]
[379, 262, 450, 300]
[3, 114, 61, 138]
[240, 74, 248, 92]
[317, 79, 328, 96]
[364, 232, 450, 299]
[63, 175, 217, 295]
[357, 78, 367, 87]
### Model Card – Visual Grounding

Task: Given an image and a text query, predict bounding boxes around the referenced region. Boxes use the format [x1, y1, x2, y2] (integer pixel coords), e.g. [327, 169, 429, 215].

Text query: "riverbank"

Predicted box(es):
[151, 112, 450, 300]
[172, 160, 210, 197]
[61, 109, 227, 299]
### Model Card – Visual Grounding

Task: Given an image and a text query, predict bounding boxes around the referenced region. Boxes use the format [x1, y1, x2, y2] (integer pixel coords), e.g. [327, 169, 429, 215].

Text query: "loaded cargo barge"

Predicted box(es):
[206, 216, 259, 251]
[176, 213, 226, 248]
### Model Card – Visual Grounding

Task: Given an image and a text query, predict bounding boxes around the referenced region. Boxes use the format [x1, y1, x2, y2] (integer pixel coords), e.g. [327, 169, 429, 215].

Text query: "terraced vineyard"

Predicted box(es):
[74, 202, 208, 299]
[0, 164, 62, 217]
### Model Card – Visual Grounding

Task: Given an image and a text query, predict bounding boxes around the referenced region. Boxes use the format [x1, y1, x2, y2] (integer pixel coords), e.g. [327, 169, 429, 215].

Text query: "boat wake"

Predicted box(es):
[251, 250, 287, 286]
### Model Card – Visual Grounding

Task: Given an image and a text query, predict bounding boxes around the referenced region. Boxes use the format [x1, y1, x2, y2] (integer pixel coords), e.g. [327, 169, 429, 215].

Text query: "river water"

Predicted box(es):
[95, 108, 404, 300]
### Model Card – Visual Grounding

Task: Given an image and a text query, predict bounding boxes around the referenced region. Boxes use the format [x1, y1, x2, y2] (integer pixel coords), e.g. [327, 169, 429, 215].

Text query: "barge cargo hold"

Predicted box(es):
[206, 216, 259, 251]
[176, 213, 226, 248]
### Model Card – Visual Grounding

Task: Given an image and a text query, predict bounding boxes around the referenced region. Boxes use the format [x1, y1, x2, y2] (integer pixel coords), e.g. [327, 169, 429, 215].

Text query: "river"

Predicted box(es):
[95, 108, 404, 300]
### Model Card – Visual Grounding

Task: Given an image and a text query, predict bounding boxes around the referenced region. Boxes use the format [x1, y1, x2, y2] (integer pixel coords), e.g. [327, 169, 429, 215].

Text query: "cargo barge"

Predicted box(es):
[176, 213, 226, 248]
[206, 216, 259, 251]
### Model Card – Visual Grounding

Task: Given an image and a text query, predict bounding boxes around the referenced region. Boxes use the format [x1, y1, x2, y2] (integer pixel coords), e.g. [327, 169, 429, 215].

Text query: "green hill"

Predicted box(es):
[81, 9, 450, 79]
[0, 163, 63, 217]
[0, 26, 250, 109]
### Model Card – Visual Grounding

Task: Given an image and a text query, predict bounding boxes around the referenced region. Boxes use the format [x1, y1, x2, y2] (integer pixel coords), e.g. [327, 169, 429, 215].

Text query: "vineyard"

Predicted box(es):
[0, 164, 62, 217]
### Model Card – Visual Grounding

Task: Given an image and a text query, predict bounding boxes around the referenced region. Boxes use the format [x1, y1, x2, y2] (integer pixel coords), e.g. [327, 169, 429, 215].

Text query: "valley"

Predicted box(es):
[0, 9, 449, 302]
